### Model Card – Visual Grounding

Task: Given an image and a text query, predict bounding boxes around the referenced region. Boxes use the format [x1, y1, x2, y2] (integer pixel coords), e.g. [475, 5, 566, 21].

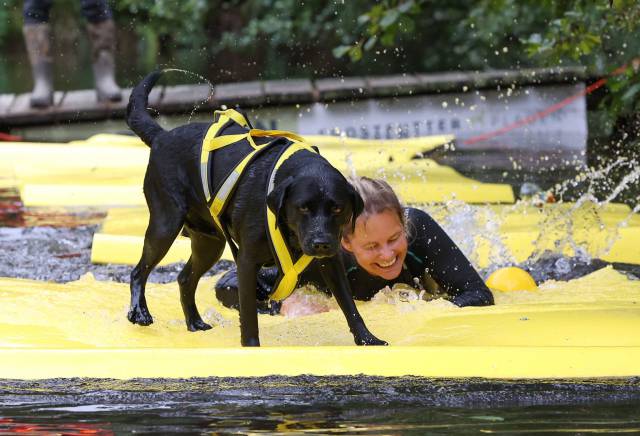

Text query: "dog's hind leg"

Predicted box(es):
[128, 207, 186, 326]
[178, 229, 226, 331]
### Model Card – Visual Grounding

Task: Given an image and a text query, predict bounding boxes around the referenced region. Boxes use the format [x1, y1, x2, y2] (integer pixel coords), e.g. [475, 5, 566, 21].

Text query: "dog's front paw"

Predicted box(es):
[187, 319, 212, 332]
[241, 337, 260, 347]
[127, 305, 153, 326]
[355, 332, 388, 346]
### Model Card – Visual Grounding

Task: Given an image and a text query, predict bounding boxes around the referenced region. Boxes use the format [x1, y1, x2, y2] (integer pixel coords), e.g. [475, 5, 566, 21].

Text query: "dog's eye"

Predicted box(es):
[331, 206, 343, 214]
[299, 206, 310, 213]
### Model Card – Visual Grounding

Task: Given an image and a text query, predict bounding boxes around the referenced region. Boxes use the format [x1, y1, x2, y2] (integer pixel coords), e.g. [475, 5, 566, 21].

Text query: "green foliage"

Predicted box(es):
[334, 0, 421, 62]
[521, 1, 640, 120]
[0, 0, 24, 44]
[1, 0, 637, 126]
[215, 1, 364, 53]
[332, 0, 552, 72]
[336, 0, 640, 140]
[113, 0, 210, 46]
[211, 0, 382, 79]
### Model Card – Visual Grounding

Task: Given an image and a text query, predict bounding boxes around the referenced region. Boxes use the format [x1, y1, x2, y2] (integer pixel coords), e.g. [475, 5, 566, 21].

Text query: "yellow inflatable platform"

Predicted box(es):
[0, 133, 513, 207]
[90, 201, 640, 267]
[0, 266, 638, 379]
[2, 133, 639, 380]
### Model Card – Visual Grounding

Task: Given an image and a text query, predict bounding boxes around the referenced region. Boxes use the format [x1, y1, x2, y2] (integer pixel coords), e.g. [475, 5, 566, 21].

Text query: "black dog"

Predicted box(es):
[126, 70, 386, 347]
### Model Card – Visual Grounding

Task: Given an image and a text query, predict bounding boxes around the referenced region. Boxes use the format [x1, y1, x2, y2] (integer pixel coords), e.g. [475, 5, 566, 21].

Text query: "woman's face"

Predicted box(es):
[341, 209, 408, 280]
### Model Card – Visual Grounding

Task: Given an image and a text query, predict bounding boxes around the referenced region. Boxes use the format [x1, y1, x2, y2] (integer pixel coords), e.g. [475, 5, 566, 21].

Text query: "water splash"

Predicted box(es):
[425, 200, 515, 271]
[157, 68, 215, 122]
[409, 156, 640, 275]
[528, 157, 640, 264]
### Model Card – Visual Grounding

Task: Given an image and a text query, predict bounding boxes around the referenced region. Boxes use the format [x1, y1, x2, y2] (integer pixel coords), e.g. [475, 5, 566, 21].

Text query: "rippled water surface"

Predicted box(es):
[1, 377, 640, 434]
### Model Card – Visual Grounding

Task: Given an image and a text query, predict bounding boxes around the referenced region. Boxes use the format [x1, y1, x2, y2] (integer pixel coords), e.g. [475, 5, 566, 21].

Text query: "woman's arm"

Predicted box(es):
[406, 208, 494, 306]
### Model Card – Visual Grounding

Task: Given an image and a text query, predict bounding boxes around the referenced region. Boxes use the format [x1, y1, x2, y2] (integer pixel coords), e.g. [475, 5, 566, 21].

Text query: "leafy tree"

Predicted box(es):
[335, 0, 640, 142]
[113, 0, 209, 47]
[0, 0, 25, 43]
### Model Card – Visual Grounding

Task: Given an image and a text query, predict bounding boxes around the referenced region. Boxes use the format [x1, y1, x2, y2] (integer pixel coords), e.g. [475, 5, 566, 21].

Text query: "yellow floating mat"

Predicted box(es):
[426, 202, 640, 232]
[392, 180, 512, 204]
[305, 134, 454, 151]
[91, 201, 640, 267]
[0, 266, 639, 379]
[91, 209, 235, 265]
[2, 136, 514, 206]
[91, 233, 234, 265]
[21, 184, 145, 207]
[424, 201, 640, 267]
[0, 142, 150, 170]
[331, 158, 514, 204]
[485, 202, 640, 229]
[473, 226, 640, 267]
[74, 133, 454, 152]
[69, 133, 146, 147]
[14, 166, 144, 186]
[2, 142, 148, 206]
[21, 177, 511, 207]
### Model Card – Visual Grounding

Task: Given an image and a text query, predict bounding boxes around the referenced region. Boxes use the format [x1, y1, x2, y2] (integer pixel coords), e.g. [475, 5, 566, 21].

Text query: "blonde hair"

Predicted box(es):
[344, 176, 405, 237]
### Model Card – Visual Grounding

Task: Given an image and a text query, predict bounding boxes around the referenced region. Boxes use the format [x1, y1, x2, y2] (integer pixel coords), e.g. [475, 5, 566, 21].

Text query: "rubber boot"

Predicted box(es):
[86, 19, 121, 102]
[22, 23, 54, 108]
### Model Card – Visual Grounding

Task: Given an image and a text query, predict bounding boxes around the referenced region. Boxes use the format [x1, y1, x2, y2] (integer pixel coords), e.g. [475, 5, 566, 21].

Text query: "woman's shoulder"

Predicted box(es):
[404, 206, 447, 253]
[404, 206, 435, 228]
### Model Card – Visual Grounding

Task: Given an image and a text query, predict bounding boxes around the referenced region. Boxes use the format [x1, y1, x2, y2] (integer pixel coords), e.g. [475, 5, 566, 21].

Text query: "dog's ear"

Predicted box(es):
[347, 183, 364, 232]
[267, 176, 294, 229]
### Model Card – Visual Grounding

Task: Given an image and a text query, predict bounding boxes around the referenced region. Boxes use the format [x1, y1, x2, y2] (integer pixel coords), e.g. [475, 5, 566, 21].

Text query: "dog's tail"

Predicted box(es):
[126, 70, 165, 147]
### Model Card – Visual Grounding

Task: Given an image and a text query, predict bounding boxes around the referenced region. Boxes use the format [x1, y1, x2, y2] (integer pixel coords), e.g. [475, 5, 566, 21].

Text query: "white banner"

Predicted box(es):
[250, 83, 587, 151]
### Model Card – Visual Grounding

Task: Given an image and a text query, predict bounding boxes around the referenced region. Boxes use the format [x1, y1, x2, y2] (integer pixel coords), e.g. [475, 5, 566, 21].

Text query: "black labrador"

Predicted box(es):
[125, 70, 386, 346]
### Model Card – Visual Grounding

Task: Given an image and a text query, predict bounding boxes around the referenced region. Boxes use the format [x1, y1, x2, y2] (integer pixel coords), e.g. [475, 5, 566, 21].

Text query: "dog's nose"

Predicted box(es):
[310, 238, 334, 255]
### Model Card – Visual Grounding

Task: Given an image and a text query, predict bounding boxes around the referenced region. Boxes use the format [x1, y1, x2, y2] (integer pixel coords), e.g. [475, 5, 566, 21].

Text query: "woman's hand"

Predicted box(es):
[280, 289, 334, 318]
[451, 289, 495, 307]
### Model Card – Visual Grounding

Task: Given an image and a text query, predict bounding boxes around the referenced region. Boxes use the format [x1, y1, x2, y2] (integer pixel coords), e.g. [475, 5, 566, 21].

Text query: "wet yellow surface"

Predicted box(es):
[0, 133, 514, 206]
[2, 133, 640, 379]
[1, 266, 639, 379]
[91, 200, 640, 267]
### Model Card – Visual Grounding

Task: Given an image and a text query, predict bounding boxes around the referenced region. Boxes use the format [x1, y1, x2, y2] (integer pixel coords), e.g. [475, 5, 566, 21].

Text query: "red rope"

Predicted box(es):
[0, 132, 22, 142]
[461, 63, 632, 146]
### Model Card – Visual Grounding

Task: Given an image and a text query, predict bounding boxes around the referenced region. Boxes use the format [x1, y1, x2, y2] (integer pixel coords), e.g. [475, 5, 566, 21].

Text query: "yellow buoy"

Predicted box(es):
[486, 266, 537, 292]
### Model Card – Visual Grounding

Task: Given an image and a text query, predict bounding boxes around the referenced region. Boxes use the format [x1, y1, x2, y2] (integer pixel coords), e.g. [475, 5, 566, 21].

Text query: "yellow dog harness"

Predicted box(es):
[200, 109, 316, 301]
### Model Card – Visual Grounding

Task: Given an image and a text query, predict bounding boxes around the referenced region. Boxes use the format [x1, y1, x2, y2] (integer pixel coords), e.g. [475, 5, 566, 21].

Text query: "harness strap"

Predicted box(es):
[266, 142, 317, 302]
[199, 108, 319, 301]
[250, 129, 306, 143]
[224, 109, 251, 128]
[200, 110, 252, 201]
[208, 145, 268, 259]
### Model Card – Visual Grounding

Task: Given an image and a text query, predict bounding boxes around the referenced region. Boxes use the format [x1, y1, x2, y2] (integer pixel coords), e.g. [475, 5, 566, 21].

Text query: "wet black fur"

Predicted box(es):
[125, 70, 387, 346]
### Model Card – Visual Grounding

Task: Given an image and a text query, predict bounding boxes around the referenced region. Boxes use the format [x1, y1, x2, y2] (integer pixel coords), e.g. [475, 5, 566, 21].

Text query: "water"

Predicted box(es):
[1, 377, 640, 434]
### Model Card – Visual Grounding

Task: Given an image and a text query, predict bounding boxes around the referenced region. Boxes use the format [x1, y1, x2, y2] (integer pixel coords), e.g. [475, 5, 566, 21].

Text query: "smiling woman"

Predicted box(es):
[215, 176, 494, 314]
[340, 177, 408, 281]
[342, 208, 408, 281]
